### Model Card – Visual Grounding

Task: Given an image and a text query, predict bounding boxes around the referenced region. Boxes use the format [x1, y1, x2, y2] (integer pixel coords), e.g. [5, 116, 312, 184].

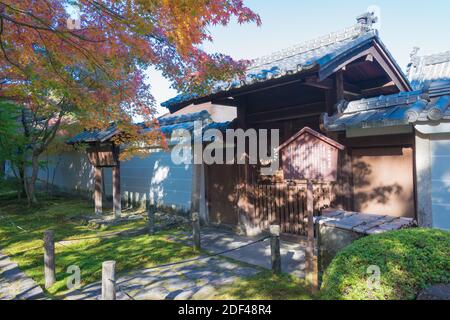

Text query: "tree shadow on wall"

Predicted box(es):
[351, 159, 403, 209]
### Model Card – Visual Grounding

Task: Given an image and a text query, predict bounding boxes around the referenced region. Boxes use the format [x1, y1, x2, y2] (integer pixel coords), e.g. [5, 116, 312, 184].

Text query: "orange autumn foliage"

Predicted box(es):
[0, 0, 260, 154]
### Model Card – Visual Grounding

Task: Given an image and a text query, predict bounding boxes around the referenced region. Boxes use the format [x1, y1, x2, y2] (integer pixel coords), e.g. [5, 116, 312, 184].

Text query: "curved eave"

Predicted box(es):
[166, 65, 320, 113]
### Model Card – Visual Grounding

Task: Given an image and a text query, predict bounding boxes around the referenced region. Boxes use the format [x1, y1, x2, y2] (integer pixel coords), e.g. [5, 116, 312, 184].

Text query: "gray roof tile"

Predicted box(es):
[67, 110, 232, 144]
[162, 13, 381, 109]
[323, 89, 450, 130]
[407, 49, 450, 90]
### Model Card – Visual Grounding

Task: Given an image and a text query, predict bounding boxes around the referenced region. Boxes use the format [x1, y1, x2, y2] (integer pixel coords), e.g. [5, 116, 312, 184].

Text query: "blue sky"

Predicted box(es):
[148, 1, 450, 116]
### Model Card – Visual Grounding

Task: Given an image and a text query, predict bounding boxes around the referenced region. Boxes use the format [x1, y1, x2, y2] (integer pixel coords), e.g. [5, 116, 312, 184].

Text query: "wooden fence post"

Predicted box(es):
[147, 201, 155, 235]
[305, 180, 318, 294]
[102, 261, 116, 300]
[44, 230, 56, 289]
[94, 166, 103, 215]
[270, 225, 281, 274]
[192, 211, 201, 251]
[112, 163, 121, 218]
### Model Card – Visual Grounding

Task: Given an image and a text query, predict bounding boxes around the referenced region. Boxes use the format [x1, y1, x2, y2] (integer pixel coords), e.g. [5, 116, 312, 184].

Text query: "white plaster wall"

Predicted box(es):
[29, 149, 192, 212]
[431, 133, 450, 230]
[34, 151, 94, 193]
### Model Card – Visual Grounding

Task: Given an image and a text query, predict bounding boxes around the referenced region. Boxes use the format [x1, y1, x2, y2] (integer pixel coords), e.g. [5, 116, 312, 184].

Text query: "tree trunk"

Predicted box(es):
[50, 155, 62, 196]
[24, 153, 39, 205]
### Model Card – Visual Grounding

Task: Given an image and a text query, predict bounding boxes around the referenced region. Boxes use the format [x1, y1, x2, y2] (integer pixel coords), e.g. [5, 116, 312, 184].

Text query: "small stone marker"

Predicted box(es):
[44, 230, 56, 289]
[102, 261, 116, 300]
[270, 225, 281, 274]
[192, 211, 201, 251]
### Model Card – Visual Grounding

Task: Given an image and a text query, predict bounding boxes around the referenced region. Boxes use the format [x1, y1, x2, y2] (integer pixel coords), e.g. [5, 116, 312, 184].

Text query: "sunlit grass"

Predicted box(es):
[0, 185, 317, 300]
[0, 190, 196, 298]
[215, 271, 313, 300]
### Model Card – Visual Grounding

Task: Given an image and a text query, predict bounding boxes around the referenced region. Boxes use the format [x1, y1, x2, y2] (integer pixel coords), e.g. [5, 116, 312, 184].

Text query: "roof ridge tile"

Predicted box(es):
[249, 23, 369, 71]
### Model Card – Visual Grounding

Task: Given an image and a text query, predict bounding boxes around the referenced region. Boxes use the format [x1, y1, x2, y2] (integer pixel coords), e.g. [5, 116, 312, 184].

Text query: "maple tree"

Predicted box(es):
[0, 0, 260, 205]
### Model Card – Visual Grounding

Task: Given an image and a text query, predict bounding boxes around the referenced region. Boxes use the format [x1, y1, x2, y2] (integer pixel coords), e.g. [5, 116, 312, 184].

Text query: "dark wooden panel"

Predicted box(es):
[206, 164, 239, 226]
[351, 146, 415, 218]
[246, 183, 331, 236]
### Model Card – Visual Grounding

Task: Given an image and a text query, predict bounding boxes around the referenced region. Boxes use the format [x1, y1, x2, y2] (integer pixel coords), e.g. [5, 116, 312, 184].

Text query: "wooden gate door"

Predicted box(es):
[205, 163, 239, 226]
[247, 183, 331, 236]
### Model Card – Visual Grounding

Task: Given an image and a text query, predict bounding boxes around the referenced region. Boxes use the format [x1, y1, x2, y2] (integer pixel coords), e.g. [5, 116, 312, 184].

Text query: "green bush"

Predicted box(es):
[320, 228, 450, 300]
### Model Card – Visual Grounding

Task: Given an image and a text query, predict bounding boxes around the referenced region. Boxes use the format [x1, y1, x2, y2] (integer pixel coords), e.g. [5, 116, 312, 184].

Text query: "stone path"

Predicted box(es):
[168, 227, 307, 278]
[0, 252, 47, 300]
[2, 227, 306, 300]
[65, 256, 258, 300]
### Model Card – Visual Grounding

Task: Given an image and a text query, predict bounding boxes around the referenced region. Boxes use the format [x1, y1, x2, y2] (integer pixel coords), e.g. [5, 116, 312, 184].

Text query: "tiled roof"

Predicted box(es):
[67, 110, 232, 144]
[323, 48, 450, 131]
[162, 13, 380, 109]
[67, 125, 119, 144]
[407, 49, 450, 90]
[323, 88, 450, 131]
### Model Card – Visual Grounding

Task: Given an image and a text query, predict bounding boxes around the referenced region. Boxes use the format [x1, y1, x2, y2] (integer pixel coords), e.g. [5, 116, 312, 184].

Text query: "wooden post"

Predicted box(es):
[102, 261, 116, 300]
[94, 166, 103, 215]
[44, 230, 56, 289]
[315, 220, 323, 288]
[192, 211, 201, 251]
[270, 225, 281, 274]
[335, 70, 345, 102]
[112, 163, 121, 218]
[147, 201, 155, 235]
[305, 180, 318, 293]
[191, 160, 201, 250]
[191, 163, 201, 217]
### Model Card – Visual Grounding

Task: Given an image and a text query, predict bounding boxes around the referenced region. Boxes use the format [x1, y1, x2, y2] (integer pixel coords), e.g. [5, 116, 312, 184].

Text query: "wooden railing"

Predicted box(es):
[246, 183, 331, 236]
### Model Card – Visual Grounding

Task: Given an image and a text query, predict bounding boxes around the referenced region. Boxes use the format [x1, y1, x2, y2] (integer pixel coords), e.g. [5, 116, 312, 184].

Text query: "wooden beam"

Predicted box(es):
[94, 166, 102, 215]
[284, 121, 294, 140]
[344, 82, 361, 95]
[361, 81, 396, 96]
[211, 98, 239, 106]
[305, 76, 360, 98]
[325, 89, 336, 116]
[335, 70, 344, 102]
[345, 55, 374, 70]
[303, 77, 334, 90]
[112, 163, 121, 218]
[372, 42, 411, 92]
[247, 101, 324, 124]
[237, 100, 247, 129]
[305, 180, 318, 293]
[191, 163, 201, 217]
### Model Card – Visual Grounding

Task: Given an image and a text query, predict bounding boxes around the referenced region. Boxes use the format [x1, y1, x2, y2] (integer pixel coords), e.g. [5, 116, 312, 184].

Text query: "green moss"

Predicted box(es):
[320, 228, 450, 300]
[0, 193, 197, 298]
[215, 271, 313, 300]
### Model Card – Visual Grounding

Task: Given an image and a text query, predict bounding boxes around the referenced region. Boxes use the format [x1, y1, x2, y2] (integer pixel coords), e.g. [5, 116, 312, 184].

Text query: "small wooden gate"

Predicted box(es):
[247, 183, 331, 236]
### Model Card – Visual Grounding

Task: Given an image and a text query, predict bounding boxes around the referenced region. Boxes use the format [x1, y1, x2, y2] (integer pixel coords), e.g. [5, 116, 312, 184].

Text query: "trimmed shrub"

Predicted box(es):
[320, 228, 450, 300]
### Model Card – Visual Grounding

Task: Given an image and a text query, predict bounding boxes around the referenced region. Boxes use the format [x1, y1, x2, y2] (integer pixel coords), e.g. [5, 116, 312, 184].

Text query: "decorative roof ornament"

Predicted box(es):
[356, 11, 378, 29]
[406, 47, 421, 77]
